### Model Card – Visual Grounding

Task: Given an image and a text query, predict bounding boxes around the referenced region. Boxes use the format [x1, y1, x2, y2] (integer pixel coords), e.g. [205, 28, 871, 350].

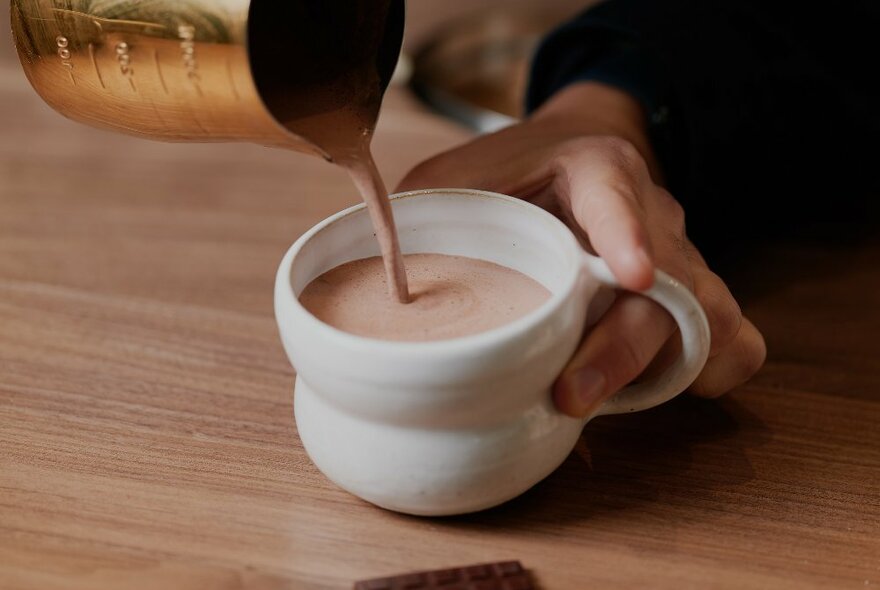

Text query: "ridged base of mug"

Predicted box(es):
[292, 375, 584, 516]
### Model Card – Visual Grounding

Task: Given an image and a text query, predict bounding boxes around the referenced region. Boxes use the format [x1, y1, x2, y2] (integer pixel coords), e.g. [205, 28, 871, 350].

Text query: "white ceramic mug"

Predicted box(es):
[275, 189, 711, 516]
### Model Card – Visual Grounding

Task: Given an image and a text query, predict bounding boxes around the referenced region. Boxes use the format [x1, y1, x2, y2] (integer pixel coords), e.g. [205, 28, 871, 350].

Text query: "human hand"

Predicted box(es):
[397, 82, 766, 417]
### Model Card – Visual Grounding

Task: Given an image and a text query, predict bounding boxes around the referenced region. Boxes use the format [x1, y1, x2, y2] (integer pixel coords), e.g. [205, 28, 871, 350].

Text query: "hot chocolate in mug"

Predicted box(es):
[274, 189, 711, 516]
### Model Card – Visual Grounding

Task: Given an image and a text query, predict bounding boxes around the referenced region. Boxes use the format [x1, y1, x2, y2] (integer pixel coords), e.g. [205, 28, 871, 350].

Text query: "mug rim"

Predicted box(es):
[275, 188, 584, 356]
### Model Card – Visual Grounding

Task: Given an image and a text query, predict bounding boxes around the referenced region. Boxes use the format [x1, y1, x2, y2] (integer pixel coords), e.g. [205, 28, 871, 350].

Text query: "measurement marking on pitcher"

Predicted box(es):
[88, 43, 105, 89]
[154, 49, 169, 94]
[55, 35, 76, 86]
[115, 42, 137, 93]
[177, 24, 203, 97]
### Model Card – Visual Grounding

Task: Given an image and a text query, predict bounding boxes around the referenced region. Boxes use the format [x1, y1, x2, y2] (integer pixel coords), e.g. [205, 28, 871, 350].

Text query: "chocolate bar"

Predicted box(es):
[353, 560, 533, 590]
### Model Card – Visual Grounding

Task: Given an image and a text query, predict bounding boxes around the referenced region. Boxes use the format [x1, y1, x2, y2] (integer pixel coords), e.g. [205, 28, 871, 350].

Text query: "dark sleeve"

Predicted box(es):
[526, 0, 880, 252]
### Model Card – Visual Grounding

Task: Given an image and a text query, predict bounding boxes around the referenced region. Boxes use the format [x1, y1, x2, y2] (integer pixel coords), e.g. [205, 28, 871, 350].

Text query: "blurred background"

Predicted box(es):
[404, 0, 587, 131]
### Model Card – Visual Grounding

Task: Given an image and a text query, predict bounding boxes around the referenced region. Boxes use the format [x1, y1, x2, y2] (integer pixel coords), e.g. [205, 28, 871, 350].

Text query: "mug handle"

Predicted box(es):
[582, 255, 712, 417]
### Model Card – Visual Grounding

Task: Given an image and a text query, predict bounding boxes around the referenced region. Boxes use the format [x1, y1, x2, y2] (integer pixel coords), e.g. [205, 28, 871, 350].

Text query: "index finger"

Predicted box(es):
[553, 141, 655, 290]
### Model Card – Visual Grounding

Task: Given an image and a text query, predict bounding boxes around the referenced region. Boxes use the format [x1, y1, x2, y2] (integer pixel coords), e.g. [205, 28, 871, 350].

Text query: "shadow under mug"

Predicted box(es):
[274, 189, 711, 516]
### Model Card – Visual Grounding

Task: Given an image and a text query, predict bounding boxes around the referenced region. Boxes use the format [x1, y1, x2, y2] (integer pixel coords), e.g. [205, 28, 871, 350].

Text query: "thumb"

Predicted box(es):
[396, 154, 455, 192]
[396, 133, 530, 193]
[396, 152, 504, 193]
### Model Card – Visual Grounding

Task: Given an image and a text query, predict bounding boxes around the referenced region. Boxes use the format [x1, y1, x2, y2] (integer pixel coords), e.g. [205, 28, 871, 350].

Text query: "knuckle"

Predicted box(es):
[656, 189, 686, 233]
[699, 279, 743, 350]
[715, 309, 745, 354]
[739, 323, 768, 376]
[675, 264, 696, 292]
[689, 377, 724, 398]
[690, 320, 767, 398]
[664, 227, 689, 255]
[597, 136, 642, 166]
[726, 339, 766, 388]
[557, 136, 599, 156]
[659, 247, 695, 290]
[558, 136, 646, 181]
[670, 202, 686, 234]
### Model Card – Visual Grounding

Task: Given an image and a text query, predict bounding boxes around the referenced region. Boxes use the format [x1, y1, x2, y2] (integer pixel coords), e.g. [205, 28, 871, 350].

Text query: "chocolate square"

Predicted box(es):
[353, 560, 533, 590]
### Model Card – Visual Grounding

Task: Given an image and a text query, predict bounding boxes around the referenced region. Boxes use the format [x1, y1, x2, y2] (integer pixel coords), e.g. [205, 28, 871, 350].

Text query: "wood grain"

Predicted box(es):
[1, 3, 879, 589]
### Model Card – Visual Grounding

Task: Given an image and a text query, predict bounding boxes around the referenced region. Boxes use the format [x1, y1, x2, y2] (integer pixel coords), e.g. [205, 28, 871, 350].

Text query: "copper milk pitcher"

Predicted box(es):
[9, 0, 406, 160]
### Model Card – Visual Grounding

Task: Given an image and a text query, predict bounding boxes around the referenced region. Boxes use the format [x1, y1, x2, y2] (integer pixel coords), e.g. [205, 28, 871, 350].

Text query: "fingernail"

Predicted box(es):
[566, 367, 606, 417]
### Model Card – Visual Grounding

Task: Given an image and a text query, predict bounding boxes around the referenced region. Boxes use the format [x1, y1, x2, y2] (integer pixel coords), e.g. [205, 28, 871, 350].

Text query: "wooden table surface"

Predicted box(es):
[1, 5, 879, 590]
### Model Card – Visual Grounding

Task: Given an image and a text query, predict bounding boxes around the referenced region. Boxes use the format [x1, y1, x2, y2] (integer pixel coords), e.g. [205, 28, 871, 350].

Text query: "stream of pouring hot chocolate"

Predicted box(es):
[339, 148, 410, 303]
[278, 98, 410, 302]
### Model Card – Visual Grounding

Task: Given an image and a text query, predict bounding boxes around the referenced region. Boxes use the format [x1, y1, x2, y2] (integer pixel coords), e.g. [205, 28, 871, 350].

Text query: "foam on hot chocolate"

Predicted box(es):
[299, 253, 551, 341]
